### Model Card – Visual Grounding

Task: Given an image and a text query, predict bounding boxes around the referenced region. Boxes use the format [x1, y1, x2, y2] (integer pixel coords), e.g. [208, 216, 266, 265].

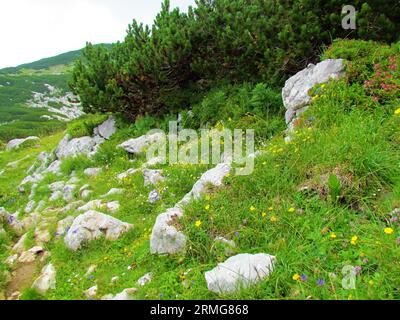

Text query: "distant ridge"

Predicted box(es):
[0, 43, 112, 74]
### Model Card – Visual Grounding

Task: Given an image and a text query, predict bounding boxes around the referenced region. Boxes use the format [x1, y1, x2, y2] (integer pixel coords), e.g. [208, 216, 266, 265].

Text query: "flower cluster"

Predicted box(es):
[364, 57, 400, 103]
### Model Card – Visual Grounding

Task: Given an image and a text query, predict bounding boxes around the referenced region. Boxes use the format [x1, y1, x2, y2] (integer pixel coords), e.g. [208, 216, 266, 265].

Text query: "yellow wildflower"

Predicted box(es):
[292, 274, 301, 281]
[288, 207, 296, 213]
[384, 227, 394, 235]
[250, 206, 256, 212]
[268, 207, 274, 211]
[394, 108, 400, 116]
[195, 220, 202, 228]
[262, 212, 267, 218]
[330, 233, 337, 239]
[270, 216, 278, 222]
[205, 205, 210, 211]
[351, 236, 358, 246]
[369, 280, 374, 286]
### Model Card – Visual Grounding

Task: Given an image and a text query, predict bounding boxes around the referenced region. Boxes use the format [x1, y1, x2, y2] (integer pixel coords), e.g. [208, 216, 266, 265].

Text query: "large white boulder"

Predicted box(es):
[6, 136, 39, 151]
[56, 135, 98, 159]
[94, 116, 116, 140]
[64, 210, 132, 251]
[150, 162, 231, 255]
[150, 207, 186, 255]
[44, 160, 62, 175]
[118, 133, 164, 155]
[205, 253, 276, 294]
[32, 264, 56, 295]
[178, 162, 231, 206]
[282, 59, 345, 125]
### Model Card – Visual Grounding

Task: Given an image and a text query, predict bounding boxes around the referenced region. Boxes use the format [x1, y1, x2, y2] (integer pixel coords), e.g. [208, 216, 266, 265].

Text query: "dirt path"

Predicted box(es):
[5, 260, 39, 299]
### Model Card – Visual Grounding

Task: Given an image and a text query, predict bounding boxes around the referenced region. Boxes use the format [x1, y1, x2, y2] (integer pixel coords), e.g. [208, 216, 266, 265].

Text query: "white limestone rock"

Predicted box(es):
[178, 162, 231, 207]
[117, 168, 140, 181]
[105, 201, 120, 214]
[18, 246, 44, 263]
[35, 227, 51, 245]
[102, 288, 137, 300]
[44, 160, 62, 175]
[118, 132, 164, 155]
[101, 188, 124, 198]
[84, 167, 102, 177]
[282, 59, 345, 125]
[55, 134, 102, 160]
[77, 200, 103, 212]
[64, 210, 132, 251]
[12, 233, 28, 253]
[62, 185, 76, 202]
[81, 190, 93, 199]
[137, 273, 152, 286]
[205, 253, 276, 294]
[49, 181, 65, 192]
[24, 200, 36, 214]
[32, 264, 56, 295]
[56, 216, 74, 236]
[94, 116, 116, 140]
[6, 136, 39, 151]
[150, 207, 186, 255]
[49, 191, 63, 202]
[20, 173, 44, 186]
[84, 285, 98, 299]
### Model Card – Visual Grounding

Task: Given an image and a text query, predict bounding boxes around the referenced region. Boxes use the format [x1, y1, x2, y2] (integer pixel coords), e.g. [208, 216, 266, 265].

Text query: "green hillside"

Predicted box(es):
[0, 44, 112, 75]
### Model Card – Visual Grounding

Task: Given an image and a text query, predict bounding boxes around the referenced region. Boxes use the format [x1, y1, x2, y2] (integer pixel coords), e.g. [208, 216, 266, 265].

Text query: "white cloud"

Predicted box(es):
[0, 0, 195, 68]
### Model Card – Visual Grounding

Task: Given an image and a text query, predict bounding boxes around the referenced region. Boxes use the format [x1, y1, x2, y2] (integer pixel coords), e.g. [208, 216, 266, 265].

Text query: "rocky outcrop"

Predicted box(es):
[55, 134, 101, 159]
[32, 264, 56, 295]
[64, 210, 132, 251]
[6, 136, 39, 151]
[282, 59, 345, 129]
[150, 207, 186, 255]
[178, 162, 231, 207]
[150, 162, 231, 255]
[205, 253, 276, 294]
[118, 132, 164, 155]
[93, 116, 116, 140]
[84, 168, 102, 177]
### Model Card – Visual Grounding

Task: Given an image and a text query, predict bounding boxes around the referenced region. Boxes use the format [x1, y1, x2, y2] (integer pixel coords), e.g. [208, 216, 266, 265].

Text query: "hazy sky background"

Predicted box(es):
[0, 0, 196, 69]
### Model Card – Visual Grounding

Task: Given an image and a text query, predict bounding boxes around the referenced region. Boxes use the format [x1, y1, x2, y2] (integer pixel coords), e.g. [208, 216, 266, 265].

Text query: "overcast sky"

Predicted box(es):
[0, 0, 196, 69]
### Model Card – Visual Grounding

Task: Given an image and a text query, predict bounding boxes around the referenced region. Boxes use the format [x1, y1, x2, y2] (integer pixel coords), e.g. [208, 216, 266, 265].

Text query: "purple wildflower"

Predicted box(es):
[234, 231, 239, 237]
[89, 275, 94, 280]
[149, 190, 160, 204]
[8, 215, 15, 223]
[363, 258, 369, 264]
[317, 279, 325, 286]
[300, 274, 308, 282]
[354, 266, 362, 275]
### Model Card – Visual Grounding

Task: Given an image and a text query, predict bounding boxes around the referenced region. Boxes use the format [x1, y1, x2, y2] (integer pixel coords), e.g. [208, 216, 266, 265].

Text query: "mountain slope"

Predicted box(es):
[0, 40, 399, 300]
